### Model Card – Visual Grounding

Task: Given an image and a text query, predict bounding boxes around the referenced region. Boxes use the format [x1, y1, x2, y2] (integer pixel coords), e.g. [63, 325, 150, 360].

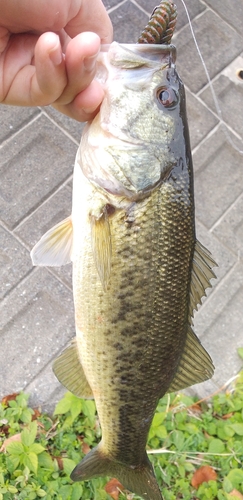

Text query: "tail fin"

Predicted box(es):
[71, 445, 162, 500]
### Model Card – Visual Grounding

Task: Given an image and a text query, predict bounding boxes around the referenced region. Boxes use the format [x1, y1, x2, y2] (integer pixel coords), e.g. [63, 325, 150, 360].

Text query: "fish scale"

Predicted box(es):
[72, 166, 193, 467]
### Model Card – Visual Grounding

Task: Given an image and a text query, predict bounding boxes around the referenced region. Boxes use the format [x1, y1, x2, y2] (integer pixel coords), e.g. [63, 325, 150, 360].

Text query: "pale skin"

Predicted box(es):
[0, 0, 113, 121]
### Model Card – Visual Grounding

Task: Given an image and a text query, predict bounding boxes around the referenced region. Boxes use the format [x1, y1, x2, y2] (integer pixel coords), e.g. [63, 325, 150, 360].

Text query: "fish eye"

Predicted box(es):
[156, 86, 178, 109]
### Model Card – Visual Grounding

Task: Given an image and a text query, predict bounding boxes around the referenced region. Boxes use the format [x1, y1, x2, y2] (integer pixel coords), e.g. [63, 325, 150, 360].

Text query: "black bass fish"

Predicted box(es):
[31, 41, 216, 500]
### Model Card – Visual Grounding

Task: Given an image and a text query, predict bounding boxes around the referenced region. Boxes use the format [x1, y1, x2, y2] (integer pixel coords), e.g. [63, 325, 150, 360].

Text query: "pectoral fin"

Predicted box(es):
[91, 207, 112, 291]
[53, 339, 93, 399]
[31, 217, 73, 266]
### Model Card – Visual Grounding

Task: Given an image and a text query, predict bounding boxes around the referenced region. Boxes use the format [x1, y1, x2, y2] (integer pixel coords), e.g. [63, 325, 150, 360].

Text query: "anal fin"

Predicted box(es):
[53, 339, 93, 399]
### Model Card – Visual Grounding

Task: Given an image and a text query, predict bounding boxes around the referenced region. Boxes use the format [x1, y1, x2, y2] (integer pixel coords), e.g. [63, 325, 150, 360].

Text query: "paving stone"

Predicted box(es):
[174, 0, 206, 31]
[131, 0, 158, 15]
[110, 1, 148, 43]
[212, 193, 243, 258]
[199, 72, 243, 140]
[109, 0, 205, 39]
[25, 359, 66, 413]
[185, 377, 221, 401]
[43, 107, 85, 144]
[193, 260, 243, 387]
[1, 0, 243, 408]
[186, 250, 242, 398]
[103, 0, 121, 10]
[175, 10, 242, 93]
[15, 185, 72, 249]
[221, 55, 243, 86]
[0, 269, 75, 399]
[186, 89, 218, 149]
[132, 0, 205, 31]
[16, 185, 73, 290]
[0, 226, 32, 300]
[0, 114, 76, 230]
[193, 126, 243, 229]
[194, 220, 236, 287]
[0, 105, 40, 143]
[204, 0, 243, 36]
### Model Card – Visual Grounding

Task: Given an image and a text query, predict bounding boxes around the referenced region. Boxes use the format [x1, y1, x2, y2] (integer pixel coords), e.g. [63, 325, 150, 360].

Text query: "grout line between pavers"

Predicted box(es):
[0, 112, 43, 150]
[201, 0, 243, 38]
[192, 119, 243, 157]
[11, 173, 73, 234]
[0, 266, 39, 314]
[2, 217, 74, 293]
[209, 191, 243, 234]
[130, 0, 150, 16]
[107, 0, 128, 14]
[196, 72, 223, 98]
[0, 219, 34, 252]
[1, 267, 35, 302]
[47, 268, 73, 292]
[23, 358, 62, 394]
[194, 82, 243, 152]
[191, 121, 221, 156]
[173, 6, 210, 40]
[24, 339, 74, 396]
[41, 109, 80, 146]
[192, 257, 240, 318]
[195, 213, 237, 270]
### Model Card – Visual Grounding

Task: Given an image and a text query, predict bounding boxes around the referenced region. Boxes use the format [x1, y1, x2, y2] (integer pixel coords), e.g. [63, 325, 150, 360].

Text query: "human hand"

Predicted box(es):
[0, 0, 113, 121]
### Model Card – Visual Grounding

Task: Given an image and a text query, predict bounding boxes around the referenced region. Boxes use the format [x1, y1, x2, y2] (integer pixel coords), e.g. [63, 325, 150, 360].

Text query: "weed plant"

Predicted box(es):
[0, 363, 243, 499]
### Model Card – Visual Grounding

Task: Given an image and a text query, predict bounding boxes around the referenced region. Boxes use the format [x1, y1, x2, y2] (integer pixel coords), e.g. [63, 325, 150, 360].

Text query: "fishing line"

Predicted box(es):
[178, 0, 243, 155]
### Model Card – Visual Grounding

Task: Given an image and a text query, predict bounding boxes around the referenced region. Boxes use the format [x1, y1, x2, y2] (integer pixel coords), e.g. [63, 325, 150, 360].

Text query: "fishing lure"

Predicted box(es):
[137, 0, 177, 45]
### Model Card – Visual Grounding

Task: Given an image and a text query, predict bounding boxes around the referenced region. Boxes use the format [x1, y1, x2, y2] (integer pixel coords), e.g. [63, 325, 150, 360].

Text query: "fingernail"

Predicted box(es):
[49, 43, 63, 66]
[84, 53, 98, 72]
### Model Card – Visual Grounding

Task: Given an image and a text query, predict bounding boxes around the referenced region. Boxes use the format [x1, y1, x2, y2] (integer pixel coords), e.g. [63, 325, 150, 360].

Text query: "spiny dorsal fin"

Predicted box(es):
[110, 42, 151, 69]
[53, 339, 93, 399]
[91, 207, 112, 291]
[166, 240, 216, 394]
[166, 326, 214, 394]
[30, 217, 73, 266]
[188, 240, 217, 320]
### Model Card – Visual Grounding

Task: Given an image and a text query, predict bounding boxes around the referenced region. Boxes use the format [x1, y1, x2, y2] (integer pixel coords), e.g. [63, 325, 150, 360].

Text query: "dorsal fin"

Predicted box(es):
[188, 240, 217, 320]
[166, 326, 214, 393]
[30, 217, 73, 266]
[166, 240, 217, 394]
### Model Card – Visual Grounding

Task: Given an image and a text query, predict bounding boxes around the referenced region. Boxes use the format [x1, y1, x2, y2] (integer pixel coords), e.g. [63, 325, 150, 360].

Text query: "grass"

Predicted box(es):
[0, 352, 243, 500]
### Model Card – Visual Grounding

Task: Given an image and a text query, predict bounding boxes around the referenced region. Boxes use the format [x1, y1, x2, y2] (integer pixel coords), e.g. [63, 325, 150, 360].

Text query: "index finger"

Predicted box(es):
[0, 0, 113, 44]
[65, 0, 113, 43]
